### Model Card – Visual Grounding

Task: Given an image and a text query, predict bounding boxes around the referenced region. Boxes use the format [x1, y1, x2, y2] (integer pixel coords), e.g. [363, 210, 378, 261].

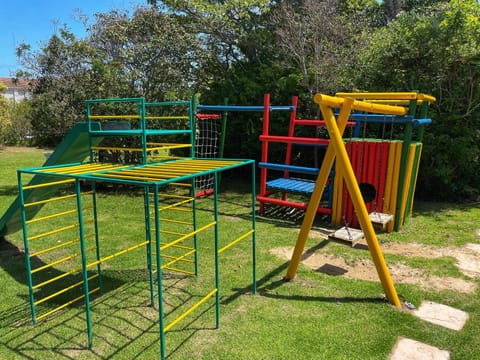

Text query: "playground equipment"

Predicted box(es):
[331, 92, 433, 234]
[257, 92, 433, 237]
[284, 92, 435, 308]
[257, 93, 355, 216]
[15, 97, 256, 360]
[0, 122, 104, 237]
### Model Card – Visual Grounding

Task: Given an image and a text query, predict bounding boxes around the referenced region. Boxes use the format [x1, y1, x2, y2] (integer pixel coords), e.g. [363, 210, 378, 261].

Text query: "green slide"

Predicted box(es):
[0, 122, 102, 237]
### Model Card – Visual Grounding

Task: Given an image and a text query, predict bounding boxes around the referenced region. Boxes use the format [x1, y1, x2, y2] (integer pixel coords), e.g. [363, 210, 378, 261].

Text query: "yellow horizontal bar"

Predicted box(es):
[159, 218, 193, 226]
[218, 230, 255, 254]
[33, 266, 82, 289]
[160, 222, 216, 252]
[23, 179, 74, 190]
[160, 254, 194, 263]
[35, 287, 100, 321]
[28, 223, 80, 241]
[163, 288, 217, 333]
[156, 243, 194, 251]
[29, 233, 94, 257]
[92, 146, 145, 152]
[335, 92, 418, 100]
[85, 240, 149, 269]
[25, 193, 78, 207]
[159, 266, 195, 276]
[26, 206, 93, 224]
[154, 193, 194, 200]
[34, 274, 98, 306]
[159, 198, 193, 211]
[145, 116, 189, 120]
[31, 246, 95, 274]
[89, 115, 140, 119]
[314, 94, 408, 116]
[161, 249, 196, 269]
[24, 191, 93, 207]
[417, 93, 436, 103]
[159, 230, 188, 236]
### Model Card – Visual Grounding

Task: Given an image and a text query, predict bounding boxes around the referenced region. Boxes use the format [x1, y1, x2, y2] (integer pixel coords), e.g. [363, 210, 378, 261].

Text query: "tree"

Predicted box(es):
[350, 0, 480, 200]
[16, 7, 206, 146]
[0, 83, 11, 145]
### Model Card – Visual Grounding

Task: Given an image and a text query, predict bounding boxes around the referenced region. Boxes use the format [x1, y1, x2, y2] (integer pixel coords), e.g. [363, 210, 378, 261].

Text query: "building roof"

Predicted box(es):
[0, 77, 32, 90]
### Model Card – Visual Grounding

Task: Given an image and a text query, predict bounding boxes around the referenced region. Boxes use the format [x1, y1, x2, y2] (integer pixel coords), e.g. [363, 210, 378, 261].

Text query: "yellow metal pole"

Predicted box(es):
[318, 100, 401, 308]
[284, 98, 355, 280]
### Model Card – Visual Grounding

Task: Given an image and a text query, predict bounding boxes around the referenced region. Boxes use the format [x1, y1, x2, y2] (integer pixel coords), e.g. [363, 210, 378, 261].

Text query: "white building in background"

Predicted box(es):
[0, 77, 32, 102]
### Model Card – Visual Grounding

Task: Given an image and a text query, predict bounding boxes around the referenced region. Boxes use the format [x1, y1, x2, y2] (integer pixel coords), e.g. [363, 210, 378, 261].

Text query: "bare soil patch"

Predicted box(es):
[270, 240, 480, 294]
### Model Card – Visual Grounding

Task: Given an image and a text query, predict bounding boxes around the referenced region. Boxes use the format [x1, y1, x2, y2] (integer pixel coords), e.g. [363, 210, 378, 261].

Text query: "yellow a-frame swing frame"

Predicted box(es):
[283, 93, 434, 308]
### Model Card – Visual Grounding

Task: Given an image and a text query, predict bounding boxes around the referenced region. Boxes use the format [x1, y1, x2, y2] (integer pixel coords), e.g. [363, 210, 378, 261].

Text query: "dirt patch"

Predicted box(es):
[270, 245, 478, 294]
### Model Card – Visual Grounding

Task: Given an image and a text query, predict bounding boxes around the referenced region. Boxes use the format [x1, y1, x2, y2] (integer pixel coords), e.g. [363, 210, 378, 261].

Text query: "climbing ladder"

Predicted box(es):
[257, 94, 354, 216]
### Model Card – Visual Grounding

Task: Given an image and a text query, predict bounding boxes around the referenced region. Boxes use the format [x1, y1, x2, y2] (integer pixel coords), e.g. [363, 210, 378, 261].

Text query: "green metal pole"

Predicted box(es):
[144, 185, 155, 306]
[18, 170, 36, 324]
[154, 185, 166, 360]
[213, 173, 220, 328]
[140, 99, 148, 165]
[192, 178, 199, 277]
[75, 179, 93, 348]
[251, 162, 257, 294]
[91, 181, 103, 293]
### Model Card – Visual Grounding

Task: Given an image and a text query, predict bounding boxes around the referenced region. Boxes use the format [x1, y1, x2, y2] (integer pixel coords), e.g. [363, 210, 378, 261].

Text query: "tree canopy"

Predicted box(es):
[14, 0, 480, 201]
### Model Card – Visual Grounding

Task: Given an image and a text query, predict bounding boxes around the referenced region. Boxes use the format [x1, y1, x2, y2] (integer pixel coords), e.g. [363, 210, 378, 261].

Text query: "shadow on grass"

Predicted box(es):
[0, 239, 218, 359]
[0, 184, 19, 197]
[222, 239, 384, 306]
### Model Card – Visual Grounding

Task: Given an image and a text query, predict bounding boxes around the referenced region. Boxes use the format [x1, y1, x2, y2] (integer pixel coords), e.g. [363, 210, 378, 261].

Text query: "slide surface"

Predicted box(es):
[0, 122, 102, 237]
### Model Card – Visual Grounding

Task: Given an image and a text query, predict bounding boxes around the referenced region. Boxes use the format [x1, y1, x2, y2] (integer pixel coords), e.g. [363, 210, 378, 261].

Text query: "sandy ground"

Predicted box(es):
[270, 233, 480, 294]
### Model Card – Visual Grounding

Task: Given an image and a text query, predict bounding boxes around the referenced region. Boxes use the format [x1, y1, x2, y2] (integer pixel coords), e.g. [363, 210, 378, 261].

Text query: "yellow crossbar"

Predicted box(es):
[35, 287, 100, 321]
[145, 116, 189, 120]
[29, 233, 94, 257]
[158, 198, 193, 211]
[153, 266, 195, 276]
[33, 266, 83, 289]
[85, 240, 149, 269]
[315, 94, 408, 116]
[336, 92, 419, 100]
[26, 206, 93, 224]
[159, 218, 193, 226]
[218, 230, 255, 254]
[31, 246, 96, 274]
[28, 220, 93, 242]
[34, 274, 98, 306]
[160, 222, 216, 251]
[23, 179, 74, 190]
[160, 253, 194, 263]
[89, 115, 140, 119]
[163, 288, 217, 333]
[161, 249, 196, 269]
[25, 192, 90, 207]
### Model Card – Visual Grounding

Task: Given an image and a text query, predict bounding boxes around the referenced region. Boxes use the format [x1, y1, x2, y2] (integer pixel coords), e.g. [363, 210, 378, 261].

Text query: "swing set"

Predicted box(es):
[284, 92, 435, 308]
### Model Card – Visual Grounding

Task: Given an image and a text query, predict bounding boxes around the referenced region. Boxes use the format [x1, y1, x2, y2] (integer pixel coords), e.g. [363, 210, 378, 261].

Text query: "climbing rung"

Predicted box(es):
[328, 226, 364, 247]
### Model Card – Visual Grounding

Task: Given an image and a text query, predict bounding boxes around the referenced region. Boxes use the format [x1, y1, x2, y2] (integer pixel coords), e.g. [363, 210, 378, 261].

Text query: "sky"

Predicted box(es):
[0, 0, 145, 77]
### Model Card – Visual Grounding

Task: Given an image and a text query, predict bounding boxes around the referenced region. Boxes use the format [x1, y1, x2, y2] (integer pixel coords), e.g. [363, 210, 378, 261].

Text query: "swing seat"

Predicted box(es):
[369, 212, 393, 229]
[328, 226, 364, 247]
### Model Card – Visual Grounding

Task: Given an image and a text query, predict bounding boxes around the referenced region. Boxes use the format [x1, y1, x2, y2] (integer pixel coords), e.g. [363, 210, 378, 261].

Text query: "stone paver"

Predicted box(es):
[413, 300, 469, 331]
[389, 337, 450, 360]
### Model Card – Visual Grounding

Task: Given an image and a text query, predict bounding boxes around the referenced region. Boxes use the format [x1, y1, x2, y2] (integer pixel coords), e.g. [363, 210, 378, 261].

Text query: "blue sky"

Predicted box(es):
[0, 0, 145, 77]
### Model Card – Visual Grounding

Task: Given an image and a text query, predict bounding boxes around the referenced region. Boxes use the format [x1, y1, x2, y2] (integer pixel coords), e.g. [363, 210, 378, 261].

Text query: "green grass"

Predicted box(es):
[1, 146, 480, 359]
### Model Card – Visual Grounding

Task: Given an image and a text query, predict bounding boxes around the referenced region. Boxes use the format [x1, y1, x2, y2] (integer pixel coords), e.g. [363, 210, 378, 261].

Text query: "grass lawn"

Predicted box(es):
[1, 146, 480, 359]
